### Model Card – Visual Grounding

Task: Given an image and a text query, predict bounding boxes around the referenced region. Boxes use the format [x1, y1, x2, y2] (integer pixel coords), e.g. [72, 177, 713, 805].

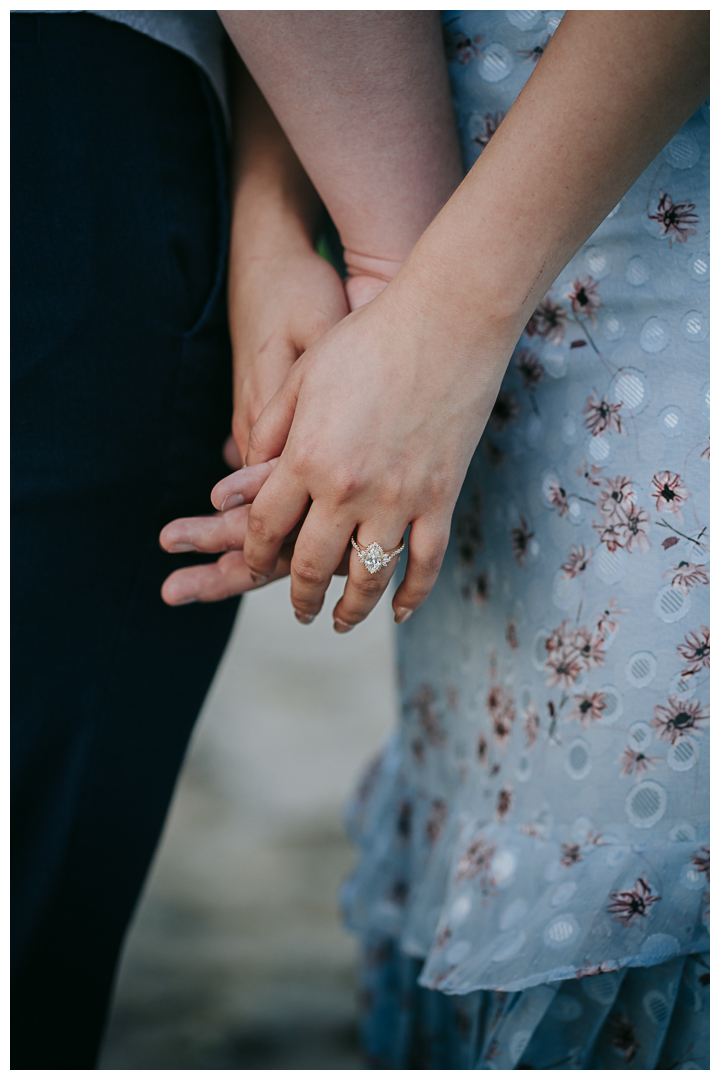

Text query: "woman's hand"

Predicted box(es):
[233, 279, 516, 630]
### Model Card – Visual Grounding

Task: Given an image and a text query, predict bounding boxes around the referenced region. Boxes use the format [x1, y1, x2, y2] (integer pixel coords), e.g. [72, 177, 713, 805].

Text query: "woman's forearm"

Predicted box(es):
[394, 10, 709, 347]
[219, 10, 464, 281]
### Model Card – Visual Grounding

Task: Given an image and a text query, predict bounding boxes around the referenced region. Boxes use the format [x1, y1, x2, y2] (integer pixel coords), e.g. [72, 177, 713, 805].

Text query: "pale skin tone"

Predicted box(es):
[161, 11, 709, 634]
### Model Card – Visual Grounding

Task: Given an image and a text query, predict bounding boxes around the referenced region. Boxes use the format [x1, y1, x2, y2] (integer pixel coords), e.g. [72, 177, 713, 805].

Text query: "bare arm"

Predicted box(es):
[218, 10, 464, 304]
[163, 12, 708, 620]
[224, 55, 349, 460]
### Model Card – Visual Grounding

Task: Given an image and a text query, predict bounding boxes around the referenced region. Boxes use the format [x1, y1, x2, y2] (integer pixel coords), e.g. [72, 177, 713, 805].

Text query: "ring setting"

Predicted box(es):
[351, 534, 406, 574]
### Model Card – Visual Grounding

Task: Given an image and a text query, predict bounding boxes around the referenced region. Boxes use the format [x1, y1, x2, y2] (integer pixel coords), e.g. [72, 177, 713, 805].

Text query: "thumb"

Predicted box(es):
[245, 362, 302, 467]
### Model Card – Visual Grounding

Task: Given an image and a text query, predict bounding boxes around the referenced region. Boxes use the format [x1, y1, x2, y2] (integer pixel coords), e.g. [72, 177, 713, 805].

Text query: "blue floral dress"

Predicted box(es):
[344, 10, 709, 1070]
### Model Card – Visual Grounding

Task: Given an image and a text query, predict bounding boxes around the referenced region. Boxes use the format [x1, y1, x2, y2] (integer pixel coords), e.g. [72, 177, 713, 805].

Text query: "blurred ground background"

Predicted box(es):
[98, 578, 396, 1069]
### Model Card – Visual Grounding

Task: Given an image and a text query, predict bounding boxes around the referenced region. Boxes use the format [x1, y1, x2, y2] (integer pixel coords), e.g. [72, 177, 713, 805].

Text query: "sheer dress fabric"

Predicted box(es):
[344, 9, 710, 1069]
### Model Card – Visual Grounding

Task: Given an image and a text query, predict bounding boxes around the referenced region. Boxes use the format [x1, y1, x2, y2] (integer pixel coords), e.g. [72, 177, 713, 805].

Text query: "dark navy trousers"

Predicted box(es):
[12, 14, 240, 1067]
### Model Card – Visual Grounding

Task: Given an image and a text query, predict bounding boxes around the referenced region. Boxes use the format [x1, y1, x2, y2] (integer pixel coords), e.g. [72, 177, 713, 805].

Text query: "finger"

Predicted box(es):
[243, 458, 310, 583]
[245, 364, 302, 467]
[210, 457, 280, 512]
[161, 546, 292, 606]
[288, 503, 356, 623]
[223, 434, 244, 471]
[391, 515, 450, 624]
[331, 521, 407, 633]
[159, 506, 250, 555]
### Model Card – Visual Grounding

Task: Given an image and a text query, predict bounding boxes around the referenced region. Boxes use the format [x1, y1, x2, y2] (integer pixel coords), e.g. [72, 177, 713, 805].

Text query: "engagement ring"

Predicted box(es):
[350, 533, 406, 574]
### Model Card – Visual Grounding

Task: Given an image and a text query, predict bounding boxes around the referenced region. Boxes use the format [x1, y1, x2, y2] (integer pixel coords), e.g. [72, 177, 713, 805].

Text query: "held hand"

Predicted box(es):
[236, 280, 515, 630]
[159, 459, 353, 605]
[159, 242, 348, 607]
[229, 244, 349, 460]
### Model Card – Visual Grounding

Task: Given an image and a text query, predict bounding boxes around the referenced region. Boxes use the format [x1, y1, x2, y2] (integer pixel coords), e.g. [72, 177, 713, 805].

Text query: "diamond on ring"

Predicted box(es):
[351, 535, 406, 574]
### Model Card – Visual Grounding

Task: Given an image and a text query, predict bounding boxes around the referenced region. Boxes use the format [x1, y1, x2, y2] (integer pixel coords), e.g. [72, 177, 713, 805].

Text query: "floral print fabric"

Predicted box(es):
[344, 9, 709, 1069]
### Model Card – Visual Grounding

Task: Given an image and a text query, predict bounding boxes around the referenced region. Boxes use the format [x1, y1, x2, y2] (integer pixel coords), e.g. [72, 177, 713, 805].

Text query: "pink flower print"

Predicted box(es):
[666, 561, 709, 594]
[489, 389, 520, 432]
[561, 843, 583, 867]
[650, 695, 708, 745]
[648, 190, 699, 246]
[492, 714, 513, 750]
[396, 799, 413, 840]
[514, 348, 545, 390]
[546, 647, 584, 689]
[455, 493, 483, 567]
[523, 706, 540, 748]
[511, 515, 534, 566]
[583, 391, 624, 437]
[477, 734, 489, 767]
[575, 960, 619, 979]
[443, 23, 483, 64]
[506, 618, 519, 651]
[548, 481, 569, 518]
[577, 459, 603, 488]
[561, 544, 591, 579]
[546, 621, 570, 655]
[596, 598, 627, 638]
[608, 877, 659, 927]
[619, 745, 658, 778]
[616, 502, 652, 554]
[496, 786, 513, 822]
[597, 476, 635, 519]
[572, 626, 606, 669]
[692, 846, 709, 882]
[435, 925, 452, 949]
[568, 276, 603, 323]
[677, 626, 710, 676]
[606, 1013, 641, 1064]
[569, 690, 606, 729]
[473, 110, 505, 150]
[455, 836, 496, 886]
[413, 685, 446, 746]
[518, 36, 550, 63]
[425, 799, 448, 844]
[487, 685, 516, 751]
[525, 295, 568, 345]
[474, 572, 490, 604]
[701, 441, 710, 462]
[651, 470, 690, 518]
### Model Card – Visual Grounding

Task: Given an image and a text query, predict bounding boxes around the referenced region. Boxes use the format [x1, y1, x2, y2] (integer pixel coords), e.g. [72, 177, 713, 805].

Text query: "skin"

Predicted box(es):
[161, 16, 462, 604]
[217, 10, 463, 305]
[161, 11, 709, 633]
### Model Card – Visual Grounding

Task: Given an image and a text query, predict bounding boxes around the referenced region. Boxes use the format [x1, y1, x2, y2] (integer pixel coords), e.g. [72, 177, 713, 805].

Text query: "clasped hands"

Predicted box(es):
[160, 244, 509, 632]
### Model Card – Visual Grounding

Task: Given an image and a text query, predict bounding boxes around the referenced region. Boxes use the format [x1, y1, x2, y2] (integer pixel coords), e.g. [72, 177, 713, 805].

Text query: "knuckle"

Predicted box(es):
[247, 511, 279, 547]
[292, 559, 329, 589]
[414, 545, 446, 578]
[353, 574, 385, 600]
[329, 468, 364, 504]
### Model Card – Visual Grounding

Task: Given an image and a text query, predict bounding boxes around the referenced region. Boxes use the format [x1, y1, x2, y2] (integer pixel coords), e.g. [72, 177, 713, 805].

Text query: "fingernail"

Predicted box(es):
[334, 619, 354, 634]
[294, 610, 315, 625]
[221, 492, 244, 511]
[167, 542, 199, 553]
[394, 608, 414, 624]
[249, 572, 269, 585]
[175, 596, 197, 606]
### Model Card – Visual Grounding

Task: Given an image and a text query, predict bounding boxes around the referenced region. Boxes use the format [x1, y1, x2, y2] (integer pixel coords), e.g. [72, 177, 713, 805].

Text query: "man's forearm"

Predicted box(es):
[228, 53, 322, 265]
